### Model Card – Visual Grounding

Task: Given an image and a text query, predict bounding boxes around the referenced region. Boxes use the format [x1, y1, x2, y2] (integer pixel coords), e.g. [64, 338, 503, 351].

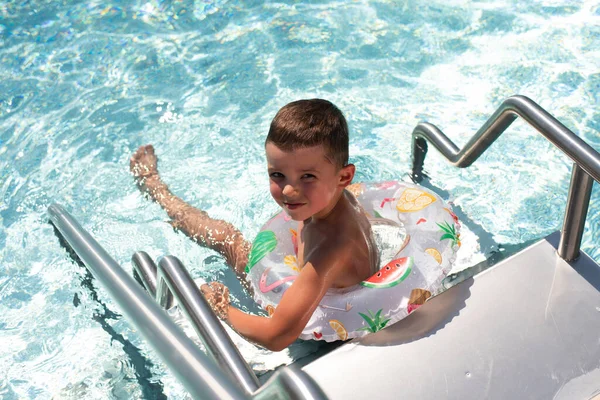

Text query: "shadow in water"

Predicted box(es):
[51, 223, 167, 400]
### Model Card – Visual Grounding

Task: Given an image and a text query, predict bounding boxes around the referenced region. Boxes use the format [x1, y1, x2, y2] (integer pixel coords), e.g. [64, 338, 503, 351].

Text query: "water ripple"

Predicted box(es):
[0, 1, 599, 399]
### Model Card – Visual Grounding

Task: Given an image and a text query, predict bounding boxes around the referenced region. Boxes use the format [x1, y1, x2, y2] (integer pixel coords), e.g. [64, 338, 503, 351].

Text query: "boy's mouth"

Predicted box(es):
[284, 202, 305, 210]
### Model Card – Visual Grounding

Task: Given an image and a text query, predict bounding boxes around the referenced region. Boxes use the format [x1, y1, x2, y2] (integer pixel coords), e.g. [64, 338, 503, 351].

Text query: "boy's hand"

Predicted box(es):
[130, 144, 159, 179]
[200, 282, 230, 320]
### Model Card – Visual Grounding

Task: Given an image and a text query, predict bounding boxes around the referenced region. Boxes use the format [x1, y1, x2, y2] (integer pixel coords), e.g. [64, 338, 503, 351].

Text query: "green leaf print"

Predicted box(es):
[358, 309, 392, 333]
[245, 230, 277, 273]
[440, 233, 456, 241]
[437, 221, 460, 248]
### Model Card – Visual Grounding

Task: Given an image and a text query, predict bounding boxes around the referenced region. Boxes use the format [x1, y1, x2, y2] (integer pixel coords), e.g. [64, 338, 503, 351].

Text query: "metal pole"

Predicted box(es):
[411, 123, 459, 183]
[410, 95, 600, 182]
[409, 95, 600, 262]
[558, 164, 595, 261]
[156, 256, 260, 395]
[131, 251, 158, 296]
[48, 204, 247, 400]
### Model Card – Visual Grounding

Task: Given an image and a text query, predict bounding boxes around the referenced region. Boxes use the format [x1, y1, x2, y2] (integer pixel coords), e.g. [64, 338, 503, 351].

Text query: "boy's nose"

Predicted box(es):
[282, 184, 297, 197]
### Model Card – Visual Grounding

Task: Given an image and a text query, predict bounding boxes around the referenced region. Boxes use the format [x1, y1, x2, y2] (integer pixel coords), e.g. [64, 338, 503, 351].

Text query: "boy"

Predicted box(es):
[130, 99, 378, 351]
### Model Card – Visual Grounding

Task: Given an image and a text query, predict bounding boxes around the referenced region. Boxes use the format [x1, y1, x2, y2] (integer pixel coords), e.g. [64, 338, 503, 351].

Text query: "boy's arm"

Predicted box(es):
[205, 243, 349, 351]
[130, 145, 249, 273]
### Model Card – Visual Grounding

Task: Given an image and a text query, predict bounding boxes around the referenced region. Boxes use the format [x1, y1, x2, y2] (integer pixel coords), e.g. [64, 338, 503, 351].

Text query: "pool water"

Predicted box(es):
[1, 0, 599, 398]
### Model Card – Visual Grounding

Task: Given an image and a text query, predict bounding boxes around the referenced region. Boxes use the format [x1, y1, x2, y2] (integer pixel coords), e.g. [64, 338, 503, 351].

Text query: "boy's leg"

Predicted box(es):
[130, 145, 251, 277]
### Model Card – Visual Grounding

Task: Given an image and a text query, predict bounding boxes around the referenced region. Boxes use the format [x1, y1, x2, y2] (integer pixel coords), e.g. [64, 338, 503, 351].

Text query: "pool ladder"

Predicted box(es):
[411, 94, 600, 262]
[49, 94, 600, 400]
[48, 204, 327, 400]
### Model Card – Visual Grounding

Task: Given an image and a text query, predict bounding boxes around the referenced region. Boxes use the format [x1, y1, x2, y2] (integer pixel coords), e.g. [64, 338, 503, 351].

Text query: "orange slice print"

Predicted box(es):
[346, 183, 364, 197]
[284, 255, 300, 272]
[290, 229, 299, 256]
[329, 319, 348, 341]
[425, 248, 442, 264]
[396, 188, 436, 212]
[266, 305, 275, 317]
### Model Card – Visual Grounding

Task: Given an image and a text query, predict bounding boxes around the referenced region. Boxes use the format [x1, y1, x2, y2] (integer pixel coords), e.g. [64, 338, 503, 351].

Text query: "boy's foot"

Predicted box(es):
[130, 144, 159, 178]
[130, 144, 160, 193]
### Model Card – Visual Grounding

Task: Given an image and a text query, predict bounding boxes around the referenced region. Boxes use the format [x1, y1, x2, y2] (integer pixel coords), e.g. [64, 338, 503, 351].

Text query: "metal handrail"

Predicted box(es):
[50, 204, 328, 399]
[132, 252, 259, 393]
[133, 254, 330, 400]
[132, 251, 158, 297]
[48, 204, 246, 400]
[155, 255, 261, 395]
[133, 255, 329, 400]
[411, 95, 600, 261]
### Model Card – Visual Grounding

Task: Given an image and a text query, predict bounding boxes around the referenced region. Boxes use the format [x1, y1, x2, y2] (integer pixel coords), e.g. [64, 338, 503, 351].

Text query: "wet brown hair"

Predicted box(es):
[265, 99, 349, 169]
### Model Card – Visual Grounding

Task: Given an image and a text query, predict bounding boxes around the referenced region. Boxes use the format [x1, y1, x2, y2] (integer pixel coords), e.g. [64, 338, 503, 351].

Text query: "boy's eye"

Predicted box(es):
[301, 174, 316, 179]
[270, 172, 284, 179]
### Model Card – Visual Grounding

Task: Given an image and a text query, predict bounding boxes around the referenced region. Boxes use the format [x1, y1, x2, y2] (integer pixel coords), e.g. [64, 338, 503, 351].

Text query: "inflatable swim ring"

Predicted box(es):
[245, 181, 460, 342]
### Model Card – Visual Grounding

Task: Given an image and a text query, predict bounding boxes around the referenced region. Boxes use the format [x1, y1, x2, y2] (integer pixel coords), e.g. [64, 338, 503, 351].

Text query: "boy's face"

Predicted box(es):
[266, 142, 353, 221]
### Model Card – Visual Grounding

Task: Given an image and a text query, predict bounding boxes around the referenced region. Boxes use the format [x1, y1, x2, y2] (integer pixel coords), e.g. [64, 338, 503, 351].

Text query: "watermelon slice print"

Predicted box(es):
[360, 256, 414, 289]
[245, 230, 277, 273]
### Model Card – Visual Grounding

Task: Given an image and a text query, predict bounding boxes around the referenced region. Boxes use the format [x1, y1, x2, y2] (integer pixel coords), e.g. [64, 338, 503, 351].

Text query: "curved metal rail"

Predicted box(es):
[132, 251, 158, 297]
[132, 255, 328, 400]
[48, 204, 246, 400]
[156, 255, 261, 394]
[50, 204, 327, 399]
[411, 95, 600, 261]
[132, 253, 260, 393]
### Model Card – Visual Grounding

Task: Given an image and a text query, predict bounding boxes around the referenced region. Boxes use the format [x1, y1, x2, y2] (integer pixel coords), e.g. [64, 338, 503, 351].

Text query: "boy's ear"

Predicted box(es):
[338, 164, 355, 187]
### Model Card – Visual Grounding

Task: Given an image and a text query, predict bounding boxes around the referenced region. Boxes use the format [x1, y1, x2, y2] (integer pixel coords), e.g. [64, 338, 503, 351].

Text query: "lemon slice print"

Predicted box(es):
[329, 319, 348, 341]
[396, 188, 436, 212]
[425, 248, 442, 264]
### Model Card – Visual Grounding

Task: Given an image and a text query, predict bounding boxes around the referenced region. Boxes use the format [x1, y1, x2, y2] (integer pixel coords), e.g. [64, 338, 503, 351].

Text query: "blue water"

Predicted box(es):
[1, 1, 599, 398]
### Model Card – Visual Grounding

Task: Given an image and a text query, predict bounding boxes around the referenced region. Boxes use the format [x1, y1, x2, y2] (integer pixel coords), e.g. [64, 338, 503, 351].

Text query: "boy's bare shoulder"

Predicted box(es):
[303, 220, 347, 261]
[305, 208, 369, 265]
